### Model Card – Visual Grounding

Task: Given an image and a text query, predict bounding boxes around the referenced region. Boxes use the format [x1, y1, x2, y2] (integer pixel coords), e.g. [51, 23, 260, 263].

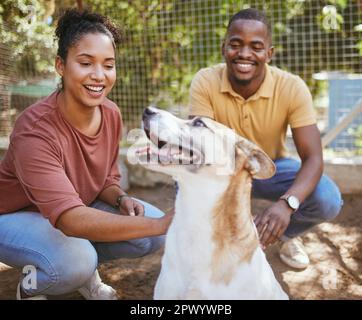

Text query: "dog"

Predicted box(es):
[132, 106, 288, 300]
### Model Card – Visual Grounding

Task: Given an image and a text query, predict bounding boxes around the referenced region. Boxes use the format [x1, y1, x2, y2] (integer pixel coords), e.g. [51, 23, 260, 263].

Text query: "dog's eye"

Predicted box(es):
[192, 118, 207, 128]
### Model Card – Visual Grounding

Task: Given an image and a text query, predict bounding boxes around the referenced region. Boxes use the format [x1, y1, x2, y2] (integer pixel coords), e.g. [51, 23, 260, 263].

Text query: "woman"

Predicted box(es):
[0, 9, 173, 300]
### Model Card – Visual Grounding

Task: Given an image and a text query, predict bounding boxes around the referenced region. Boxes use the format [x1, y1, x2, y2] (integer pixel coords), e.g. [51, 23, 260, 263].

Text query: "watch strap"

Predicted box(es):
[115, 194, 130, 209]
[279, 194, 299, 212]
[279, 194, 290, 201]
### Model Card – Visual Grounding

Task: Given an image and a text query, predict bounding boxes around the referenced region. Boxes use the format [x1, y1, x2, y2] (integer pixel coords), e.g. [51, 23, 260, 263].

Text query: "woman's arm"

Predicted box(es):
[98, 185, 145, 216]
[55, 205, 173, 241]
[98, 184, 125, 208]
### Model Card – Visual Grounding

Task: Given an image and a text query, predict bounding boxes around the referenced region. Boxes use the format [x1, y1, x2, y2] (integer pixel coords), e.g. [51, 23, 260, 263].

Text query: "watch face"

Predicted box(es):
[288, 196, 300, 210]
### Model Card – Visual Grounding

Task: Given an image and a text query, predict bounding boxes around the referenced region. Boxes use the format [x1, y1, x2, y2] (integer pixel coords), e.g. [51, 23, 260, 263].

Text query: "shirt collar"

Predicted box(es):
[220, 64, 275, 100]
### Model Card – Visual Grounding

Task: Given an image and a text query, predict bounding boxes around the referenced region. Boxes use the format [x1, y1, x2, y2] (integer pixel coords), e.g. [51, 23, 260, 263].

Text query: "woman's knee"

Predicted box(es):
[137, 199, 165, 219]
[46, 239, 98, 294]
[129, 236, 165, 257]
[149, 235, 165, 253]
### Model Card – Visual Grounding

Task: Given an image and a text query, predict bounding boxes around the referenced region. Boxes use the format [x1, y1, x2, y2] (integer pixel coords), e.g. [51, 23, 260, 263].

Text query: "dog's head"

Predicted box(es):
[132, 106, 275, 179]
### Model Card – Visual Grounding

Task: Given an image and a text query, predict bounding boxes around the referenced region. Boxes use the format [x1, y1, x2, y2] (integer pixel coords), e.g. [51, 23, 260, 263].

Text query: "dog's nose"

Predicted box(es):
[143, 107, 157, 119]
[143, 107, 157, 138]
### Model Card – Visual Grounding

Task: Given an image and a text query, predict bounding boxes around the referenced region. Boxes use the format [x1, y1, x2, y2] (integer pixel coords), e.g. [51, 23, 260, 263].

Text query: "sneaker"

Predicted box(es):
[279, 238, 310, 269]
[16, 283, 47, 300]
[78, 269, 118, 300]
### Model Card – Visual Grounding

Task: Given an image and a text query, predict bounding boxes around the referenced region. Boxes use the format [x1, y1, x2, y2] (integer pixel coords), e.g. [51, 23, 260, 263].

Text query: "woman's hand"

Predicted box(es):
[119, 195, 175, 235]
[119, 196, 145, 216]
[159, 211, 175, 234]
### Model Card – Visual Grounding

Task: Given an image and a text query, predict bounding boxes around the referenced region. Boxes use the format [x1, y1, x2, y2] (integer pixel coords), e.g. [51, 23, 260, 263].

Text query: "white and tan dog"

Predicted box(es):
[132, 106, 288, 300]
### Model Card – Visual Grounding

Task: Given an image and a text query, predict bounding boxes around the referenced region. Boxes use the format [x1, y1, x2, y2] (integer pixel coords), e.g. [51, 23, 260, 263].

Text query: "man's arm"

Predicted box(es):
[285, 124, 323, 202]
[254, 124, 323, 247]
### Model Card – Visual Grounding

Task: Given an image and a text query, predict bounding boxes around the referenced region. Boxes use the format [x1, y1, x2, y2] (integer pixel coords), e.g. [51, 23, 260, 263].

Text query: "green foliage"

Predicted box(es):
[1, 0, 361, 129]
[355, 24, 362, 55]
[85, 0, 362, 120]
[89, 0, 235, 117]
[0, 0, 56, 78]
[269, 0, 361, 97]
[317, 4, 344, 32]
[350, 125, 362, 154]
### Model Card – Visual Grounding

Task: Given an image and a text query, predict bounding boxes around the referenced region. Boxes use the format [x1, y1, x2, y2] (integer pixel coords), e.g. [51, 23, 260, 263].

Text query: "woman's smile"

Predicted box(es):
[83, 84, 106, 98]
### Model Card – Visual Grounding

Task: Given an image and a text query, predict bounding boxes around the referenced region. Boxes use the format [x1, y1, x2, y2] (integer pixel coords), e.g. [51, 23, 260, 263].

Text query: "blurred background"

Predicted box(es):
[1, 0, 361, 155]
[1, 1, 362, 300]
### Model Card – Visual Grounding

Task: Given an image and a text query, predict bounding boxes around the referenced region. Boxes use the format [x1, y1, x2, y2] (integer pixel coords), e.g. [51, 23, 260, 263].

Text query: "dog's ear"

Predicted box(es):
[235, 138, 275, 179]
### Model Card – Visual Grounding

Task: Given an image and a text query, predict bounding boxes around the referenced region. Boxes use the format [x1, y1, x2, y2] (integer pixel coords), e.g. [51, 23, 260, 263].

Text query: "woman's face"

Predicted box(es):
[55, 32, 116, 109]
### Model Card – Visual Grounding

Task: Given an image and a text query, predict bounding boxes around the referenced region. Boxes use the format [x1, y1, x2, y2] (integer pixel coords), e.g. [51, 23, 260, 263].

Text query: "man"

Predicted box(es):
[188, 8, 342, 269]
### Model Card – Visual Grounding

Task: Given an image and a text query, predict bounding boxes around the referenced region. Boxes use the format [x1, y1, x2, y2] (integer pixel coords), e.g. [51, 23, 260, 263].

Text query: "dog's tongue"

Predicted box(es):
[158, 145, 178, 163]
[135, 146, 150, 155]
[135, 144, 174, 163]
[136, 143, 193, 165]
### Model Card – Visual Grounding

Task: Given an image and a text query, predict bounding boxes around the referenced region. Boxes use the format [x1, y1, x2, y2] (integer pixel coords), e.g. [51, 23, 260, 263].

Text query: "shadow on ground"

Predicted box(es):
[1, 184, 361, 299]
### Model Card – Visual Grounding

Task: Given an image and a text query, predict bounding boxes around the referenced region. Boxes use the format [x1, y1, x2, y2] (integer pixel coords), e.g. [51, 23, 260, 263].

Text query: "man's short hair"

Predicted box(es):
[227, 8, 272, 39]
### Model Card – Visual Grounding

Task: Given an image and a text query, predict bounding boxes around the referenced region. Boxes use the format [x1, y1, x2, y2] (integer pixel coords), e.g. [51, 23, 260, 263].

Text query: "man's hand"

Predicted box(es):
[254, 200, 292, 248]
[119, 196, 145, 216]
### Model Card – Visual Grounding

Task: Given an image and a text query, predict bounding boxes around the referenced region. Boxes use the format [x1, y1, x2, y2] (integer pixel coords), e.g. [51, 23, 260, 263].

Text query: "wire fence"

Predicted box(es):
[0, 23, 14, 137]
[1, 0, 361, 154]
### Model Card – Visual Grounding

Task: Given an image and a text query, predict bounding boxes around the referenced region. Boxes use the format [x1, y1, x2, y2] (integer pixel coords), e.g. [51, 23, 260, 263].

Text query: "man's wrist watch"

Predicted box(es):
[280, 194, 300, 212]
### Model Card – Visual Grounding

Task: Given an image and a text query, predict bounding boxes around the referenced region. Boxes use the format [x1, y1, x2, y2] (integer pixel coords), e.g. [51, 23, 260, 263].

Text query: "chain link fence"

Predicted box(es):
[1, 0, 361, 153]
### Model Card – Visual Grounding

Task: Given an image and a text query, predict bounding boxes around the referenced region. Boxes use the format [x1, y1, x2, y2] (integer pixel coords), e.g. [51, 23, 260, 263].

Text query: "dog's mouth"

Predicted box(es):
[136, 127, 202, 166]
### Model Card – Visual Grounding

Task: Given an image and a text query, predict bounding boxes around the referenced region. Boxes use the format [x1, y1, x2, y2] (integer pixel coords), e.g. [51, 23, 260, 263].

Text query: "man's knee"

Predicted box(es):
[309, 175, 343, 222]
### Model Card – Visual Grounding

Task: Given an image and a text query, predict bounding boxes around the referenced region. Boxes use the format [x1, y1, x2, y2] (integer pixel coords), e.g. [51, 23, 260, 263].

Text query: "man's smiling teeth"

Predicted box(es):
[236, 63, 253, 72]
[85, 85, 104, 92]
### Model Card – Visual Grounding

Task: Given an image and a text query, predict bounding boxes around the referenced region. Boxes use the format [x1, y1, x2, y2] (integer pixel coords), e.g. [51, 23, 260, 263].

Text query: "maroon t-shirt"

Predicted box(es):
[0, 91, 122, 226]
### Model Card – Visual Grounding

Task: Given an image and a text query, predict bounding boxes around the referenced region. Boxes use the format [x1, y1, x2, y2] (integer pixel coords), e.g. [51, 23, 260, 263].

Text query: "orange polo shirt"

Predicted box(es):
[189, 63, 316, 160]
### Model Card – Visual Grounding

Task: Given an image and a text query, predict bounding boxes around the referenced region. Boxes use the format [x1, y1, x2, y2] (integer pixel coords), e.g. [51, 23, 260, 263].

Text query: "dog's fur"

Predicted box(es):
[133, 106, 288, 300]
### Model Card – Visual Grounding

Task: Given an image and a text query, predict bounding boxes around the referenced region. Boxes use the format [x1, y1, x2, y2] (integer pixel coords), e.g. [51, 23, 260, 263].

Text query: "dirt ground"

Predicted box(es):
[0, 184, 361, 300]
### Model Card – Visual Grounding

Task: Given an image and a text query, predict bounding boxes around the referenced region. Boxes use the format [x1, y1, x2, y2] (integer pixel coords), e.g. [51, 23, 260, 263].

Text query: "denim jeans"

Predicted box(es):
[0, 199, 165, 296]
[252, 158, 343, 239]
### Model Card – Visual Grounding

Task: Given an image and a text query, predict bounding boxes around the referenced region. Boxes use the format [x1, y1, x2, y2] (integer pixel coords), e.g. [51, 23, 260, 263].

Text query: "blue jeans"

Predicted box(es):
[252, 158, 343, 239]
[0, 199, 165, 296]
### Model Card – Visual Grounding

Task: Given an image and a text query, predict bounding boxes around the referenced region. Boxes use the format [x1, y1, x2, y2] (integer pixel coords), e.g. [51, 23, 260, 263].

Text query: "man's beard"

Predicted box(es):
[234, 77, 252, 86]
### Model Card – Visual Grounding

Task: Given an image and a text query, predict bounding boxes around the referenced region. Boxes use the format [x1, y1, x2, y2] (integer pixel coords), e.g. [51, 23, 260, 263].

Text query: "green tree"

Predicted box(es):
[350, 125, 362, 154]
[0, 0, 57, 135]
[1, 0, 361, 135]
[86, 0, 361, 129]
[0, 0, 56, 78]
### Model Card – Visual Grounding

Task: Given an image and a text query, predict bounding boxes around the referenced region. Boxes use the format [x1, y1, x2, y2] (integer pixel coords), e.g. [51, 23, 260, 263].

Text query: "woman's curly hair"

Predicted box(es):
[55, 8, 122, 61]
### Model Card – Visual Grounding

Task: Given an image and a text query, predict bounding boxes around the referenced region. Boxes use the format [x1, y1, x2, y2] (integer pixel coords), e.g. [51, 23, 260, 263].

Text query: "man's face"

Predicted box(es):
[222, 19, 274, 88]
